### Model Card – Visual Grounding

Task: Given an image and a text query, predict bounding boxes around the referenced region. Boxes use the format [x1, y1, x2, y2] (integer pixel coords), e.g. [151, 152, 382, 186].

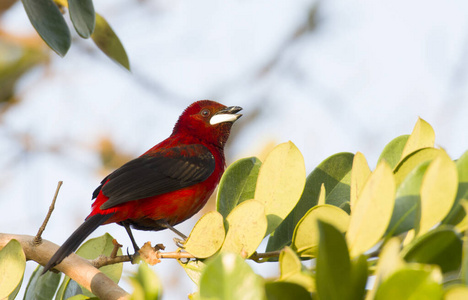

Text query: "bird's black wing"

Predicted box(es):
[95, 144, 216, 210]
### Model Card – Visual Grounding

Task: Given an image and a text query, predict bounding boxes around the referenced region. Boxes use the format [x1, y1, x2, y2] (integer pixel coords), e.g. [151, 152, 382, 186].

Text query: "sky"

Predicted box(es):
[2, 0, 468, 298]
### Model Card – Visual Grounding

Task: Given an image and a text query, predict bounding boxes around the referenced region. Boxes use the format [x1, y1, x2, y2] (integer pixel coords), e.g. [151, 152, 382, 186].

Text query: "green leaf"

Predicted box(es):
[0, 239, 26, 300]
[393, 147, 440, 187]
[221, 200, 267, 257]
[374, 265, 442, 300]
[129, 263, 161, 300]
[58, 233, 123, 298]
[178, 259, 205, 286]
[455, 200, 468, 233]
[21, 0, 71, 57]
[378, 135, 410, 169]
[55, 278, 82, 300]
[266, 152, 354, 252]
[69, 0, 95, 38]
[278, 247, 314, 292]
[292, 204, 349, 257]
[199, 253, 265, 300]
[416, 151, 458, 236]
[24, 265, 61, 300]
[399, 118, 435, 162]
[444, 150, 468, 225]
[350, 152, 371, 211]
[265, 282, 312, 300]
[402, 227, 462, 274]
[92, 13, 130, 70]
[462, 229, 468, 284]
[346, 162, 395, 258]
[350, 255, 368, 300]
[386, 161, 430, 236]
[76, 233, 123, 283]
[66, 295, 98, 300]
[316, 221, 351, 300]
[254, 141, 306, 235]
[184, 211, 225, 258]
[217, 157, 262, 219]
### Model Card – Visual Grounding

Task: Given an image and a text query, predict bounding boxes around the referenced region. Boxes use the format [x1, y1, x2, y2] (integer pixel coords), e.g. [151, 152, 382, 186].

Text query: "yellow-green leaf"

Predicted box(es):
[292, 204, 349, 257]
[221, 200, 267, 257]
[317, 183, 326, 206]
[350, 152, 371, 211]
[184, 211, 225, 258]
[0, 239, 26, 299]
[416, 151, 458, 236]
[92, 13, 130, 70]
[199, 253, 265, 300]
[399, 118, 435, 163]
[393, 147, 440, 187]
[279, 247, 315, 292]
[374, 265, 442, 300]
[178, 260, 205, 286]
[366, 238, 405, 300]
[129, 263, 161, 300]
[445, 286, 468, 299]
[254, 141, 306, 235]
[347, 162, 395, 258]
[266, 152, 353, 252]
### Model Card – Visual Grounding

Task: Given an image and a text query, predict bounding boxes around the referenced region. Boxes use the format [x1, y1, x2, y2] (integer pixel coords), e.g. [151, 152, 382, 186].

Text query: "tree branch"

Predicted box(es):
[0, 233, 129, 300]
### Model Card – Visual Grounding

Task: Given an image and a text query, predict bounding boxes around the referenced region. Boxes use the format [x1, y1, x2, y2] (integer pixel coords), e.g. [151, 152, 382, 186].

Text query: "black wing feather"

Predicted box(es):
[98, 144, 215, 210]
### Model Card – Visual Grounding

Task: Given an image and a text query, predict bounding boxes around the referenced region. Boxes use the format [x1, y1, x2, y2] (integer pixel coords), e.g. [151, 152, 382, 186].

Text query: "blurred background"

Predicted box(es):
[2, 0, 468, 298]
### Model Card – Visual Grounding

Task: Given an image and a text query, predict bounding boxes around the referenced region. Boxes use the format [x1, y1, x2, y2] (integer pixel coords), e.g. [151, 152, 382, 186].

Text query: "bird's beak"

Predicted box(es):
[210, 106, 243, 125]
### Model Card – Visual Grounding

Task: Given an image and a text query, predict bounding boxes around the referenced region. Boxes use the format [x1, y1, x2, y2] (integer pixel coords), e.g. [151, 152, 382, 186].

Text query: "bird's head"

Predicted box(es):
[172, 100, 242, 148]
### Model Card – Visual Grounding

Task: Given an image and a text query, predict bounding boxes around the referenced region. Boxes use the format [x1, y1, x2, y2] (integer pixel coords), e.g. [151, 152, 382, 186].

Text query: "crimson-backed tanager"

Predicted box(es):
[43, 100, 242, 273]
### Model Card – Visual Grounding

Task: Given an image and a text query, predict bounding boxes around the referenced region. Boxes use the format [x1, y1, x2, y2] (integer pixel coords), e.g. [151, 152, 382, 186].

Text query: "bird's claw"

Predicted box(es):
[173, 237, 186, 248]
[127, 247, 141, 264]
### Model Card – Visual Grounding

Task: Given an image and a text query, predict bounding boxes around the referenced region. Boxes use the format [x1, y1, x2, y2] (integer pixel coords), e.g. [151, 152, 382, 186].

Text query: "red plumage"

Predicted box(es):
[43, 100, 242, 273]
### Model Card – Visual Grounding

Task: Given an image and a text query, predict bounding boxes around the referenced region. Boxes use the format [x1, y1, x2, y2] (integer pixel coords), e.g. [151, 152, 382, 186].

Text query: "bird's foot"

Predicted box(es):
[127, 247, 141, 264]
[174, 237, 186, 248]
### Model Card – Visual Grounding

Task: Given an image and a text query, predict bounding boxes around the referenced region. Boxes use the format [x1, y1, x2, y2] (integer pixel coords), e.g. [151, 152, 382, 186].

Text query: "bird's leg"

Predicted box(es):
[157, 220, 188, 240]
[123, 222, 140, 251]
[122, 222, 140, 263]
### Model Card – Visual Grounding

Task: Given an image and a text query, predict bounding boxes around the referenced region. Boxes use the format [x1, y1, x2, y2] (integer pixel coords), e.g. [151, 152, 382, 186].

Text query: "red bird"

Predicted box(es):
[43, 100, 242, 273]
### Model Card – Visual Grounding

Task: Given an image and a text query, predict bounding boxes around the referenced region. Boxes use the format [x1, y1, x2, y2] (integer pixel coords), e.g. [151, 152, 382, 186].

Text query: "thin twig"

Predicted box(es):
[90, 248, 284, 269]
[34, 181, 63, 245]
[110, 239, 122, 258]
[250, 250, 282, 262]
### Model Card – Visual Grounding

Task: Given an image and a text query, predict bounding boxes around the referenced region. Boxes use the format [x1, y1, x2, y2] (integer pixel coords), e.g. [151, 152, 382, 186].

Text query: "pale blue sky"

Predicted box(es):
[2, 0, 468, 298]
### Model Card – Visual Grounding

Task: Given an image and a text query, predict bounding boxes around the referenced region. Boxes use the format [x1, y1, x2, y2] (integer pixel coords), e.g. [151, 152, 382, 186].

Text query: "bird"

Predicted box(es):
[42, 100, 242, 273]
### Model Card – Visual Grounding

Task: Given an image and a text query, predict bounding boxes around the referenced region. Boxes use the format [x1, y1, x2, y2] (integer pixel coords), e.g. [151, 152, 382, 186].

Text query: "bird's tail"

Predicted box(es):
[42, 213, 113, 274]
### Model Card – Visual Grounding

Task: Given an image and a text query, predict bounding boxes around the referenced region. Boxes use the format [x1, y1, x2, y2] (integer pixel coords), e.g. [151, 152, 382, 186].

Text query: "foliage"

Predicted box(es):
[3, 118, 468, 299]
[20, 0, 129, 70]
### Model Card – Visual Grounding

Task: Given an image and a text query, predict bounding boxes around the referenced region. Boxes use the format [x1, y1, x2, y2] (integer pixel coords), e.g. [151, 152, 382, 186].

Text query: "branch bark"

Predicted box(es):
[0, 233, 129, 300]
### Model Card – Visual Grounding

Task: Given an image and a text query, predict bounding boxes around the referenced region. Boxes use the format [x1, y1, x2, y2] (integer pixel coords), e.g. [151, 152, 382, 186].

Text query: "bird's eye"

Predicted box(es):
[200, 109, 211, 117]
